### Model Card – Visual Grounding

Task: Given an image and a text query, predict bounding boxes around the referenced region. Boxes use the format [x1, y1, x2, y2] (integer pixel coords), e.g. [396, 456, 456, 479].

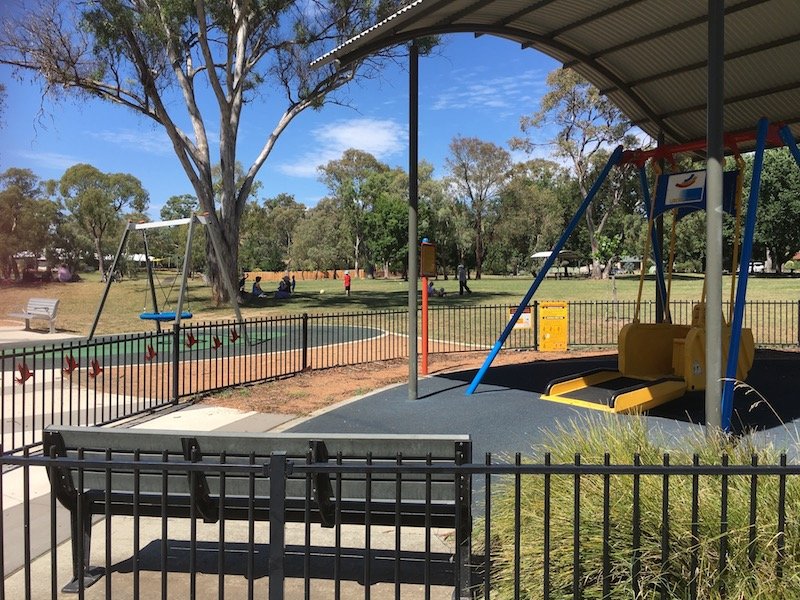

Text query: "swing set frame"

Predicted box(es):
[88, 213, 245, 340]
[466, 118, 800, 431]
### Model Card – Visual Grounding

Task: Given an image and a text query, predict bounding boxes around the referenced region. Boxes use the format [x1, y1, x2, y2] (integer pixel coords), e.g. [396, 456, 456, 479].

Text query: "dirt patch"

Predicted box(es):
[203, 349, 615, 417]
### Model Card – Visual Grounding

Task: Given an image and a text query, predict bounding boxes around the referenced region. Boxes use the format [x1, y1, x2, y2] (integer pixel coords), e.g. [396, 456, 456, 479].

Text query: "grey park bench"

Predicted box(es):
[7, 297, 59, 333]
[43, 425, 473, 595]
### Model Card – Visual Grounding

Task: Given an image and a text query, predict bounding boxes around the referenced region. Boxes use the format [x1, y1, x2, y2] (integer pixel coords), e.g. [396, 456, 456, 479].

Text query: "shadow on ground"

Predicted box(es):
[113, 539, 455, 585]
[436, 349, 800, 435]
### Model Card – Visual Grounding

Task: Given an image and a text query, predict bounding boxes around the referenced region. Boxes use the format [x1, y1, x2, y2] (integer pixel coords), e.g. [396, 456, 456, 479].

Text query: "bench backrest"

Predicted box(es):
[25, 297, 59, 316]
[43, 426, 471, 523]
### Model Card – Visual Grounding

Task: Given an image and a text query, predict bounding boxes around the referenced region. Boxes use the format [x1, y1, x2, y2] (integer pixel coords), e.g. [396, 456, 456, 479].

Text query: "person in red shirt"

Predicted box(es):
[344, 270, 351, 296]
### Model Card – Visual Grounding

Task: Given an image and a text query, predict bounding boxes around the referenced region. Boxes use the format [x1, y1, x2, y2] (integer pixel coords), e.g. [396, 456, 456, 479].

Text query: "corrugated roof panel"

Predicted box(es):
[555, 1, 704, 57]
[312, 0, 800, 147]
[596, 27, 708, 83]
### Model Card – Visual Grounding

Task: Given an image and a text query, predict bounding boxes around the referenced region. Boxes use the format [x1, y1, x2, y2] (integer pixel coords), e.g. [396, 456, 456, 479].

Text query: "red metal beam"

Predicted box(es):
[620, 122, 786, 166]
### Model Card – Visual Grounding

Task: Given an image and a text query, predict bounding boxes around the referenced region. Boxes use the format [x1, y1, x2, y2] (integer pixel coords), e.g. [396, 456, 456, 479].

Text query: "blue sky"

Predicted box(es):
[0, 33, 560, 217]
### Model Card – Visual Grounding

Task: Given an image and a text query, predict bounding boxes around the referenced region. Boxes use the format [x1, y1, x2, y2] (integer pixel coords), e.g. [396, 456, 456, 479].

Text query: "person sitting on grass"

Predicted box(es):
[275, 275, 292, 299]
[251, 276, 268, 298]
[427, 280, 446, 297]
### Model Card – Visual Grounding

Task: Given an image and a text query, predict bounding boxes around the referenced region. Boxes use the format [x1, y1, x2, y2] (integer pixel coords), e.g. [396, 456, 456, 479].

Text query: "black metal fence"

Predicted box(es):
[2, 300, 798, 453]
[2, 449, 799, 599]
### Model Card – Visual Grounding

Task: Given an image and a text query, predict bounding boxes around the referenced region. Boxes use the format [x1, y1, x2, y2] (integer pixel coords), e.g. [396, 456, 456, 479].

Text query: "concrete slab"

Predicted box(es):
[131, 405, 260, 432]
[0, 327, 83, 349]
[3, 516, 459, 599]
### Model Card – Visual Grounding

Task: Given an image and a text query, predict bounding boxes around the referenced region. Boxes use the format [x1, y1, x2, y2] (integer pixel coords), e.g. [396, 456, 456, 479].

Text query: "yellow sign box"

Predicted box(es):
[509, 306, 532, 330]
[420, 242, 436, 277]
[539, 301, 568, 351]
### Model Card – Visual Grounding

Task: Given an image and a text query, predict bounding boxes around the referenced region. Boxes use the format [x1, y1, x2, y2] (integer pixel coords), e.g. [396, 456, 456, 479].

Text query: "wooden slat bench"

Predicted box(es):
[7, 297, 59, 333]
[43, 425, 472, 595]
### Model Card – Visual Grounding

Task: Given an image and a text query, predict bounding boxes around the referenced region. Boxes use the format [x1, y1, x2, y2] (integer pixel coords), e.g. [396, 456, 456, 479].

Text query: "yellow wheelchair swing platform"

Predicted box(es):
[540, 304, 755, 413]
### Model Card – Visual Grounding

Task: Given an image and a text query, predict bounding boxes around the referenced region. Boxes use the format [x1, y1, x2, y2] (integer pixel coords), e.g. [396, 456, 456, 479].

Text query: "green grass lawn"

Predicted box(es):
[1, 270, 796, 336]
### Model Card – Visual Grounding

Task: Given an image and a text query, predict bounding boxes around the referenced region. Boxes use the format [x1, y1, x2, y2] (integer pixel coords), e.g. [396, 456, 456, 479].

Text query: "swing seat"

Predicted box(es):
[139, 311, 193, 322]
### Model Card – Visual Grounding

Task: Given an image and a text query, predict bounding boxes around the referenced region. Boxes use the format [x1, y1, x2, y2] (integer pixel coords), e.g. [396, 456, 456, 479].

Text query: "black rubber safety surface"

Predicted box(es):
[559, 376, 645, 406]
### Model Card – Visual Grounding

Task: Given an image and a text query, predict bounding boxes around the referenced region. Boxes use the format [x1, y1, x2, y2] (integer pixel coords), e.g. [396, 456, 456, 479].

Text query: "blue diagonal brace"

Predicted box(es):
[465, 145, 624, 395]
[780, 124, 800, 168]
[721, 117, 770, 431]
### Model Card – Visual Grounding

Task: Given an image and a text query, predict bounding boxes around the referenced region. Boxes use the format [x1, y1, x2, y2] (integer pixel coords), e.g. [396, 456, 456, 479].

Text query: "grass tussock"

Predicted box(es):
[484, 416, 800, 599]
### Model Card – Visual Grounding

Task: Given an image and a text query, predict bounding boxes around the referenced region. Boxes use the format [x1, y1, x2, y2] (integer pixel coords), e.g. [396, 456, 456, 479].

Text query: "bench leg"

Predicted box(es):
[62, 508, 104, 593]
[24, 318, 30, 331]
[454, 531, 473, 600]
[49, 320, 55, 334]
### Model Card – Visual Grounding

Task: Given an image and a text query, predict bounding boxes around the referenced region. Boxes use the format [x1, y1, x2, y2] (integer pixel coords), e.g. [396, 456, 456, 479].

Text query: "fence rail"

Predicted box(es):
[2, 450, 799, 599]
[2, 300, 798, 453]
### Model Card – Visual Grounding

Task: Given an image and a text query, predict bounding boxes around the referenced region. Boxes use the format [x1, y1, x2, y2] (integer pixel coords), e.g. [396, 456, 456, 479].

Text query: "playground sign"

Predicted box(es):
[654, 169, 737, 219]
[509, 306, 532, 330]
[538, 301, 568, 351]
[420, 240, 436, 277]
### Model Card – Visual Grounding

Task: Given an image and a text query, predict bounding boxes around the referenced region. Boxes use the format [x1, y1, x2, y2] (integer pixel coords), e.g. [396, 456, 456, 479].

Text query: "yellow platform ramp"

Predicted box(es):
[541, 369, 688, 413]
[540, 310, 754, 414]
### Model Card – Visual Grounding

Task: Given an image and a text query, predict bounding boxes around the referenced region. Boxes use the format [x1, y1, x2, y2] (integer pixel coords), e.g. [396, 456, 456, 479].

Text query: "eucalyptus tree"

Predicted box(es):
[1, 0, 405, 301]
[362, 168, 408, 277]
[239, 193, 305, 272]
[319, 149, 389, 274]
[444, 136, 512, 279]
[58, 164, 149, 277]
[0, 168, 58, 279]
[512, 68, 641, 278]
[485, 160, 566, 275]
[290, 198, 349, 274]
[746, 148, 800, 271]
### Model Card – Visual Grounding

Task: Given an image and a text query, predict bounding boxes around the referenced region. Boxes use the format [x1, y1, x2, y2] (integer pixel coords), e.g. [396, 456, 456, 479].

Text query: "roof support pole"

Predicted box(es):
[705, 0, 725, 429]
[408, 42, 420, 400]
[466, 145, 623, 395]
[656, 132, 665, 323]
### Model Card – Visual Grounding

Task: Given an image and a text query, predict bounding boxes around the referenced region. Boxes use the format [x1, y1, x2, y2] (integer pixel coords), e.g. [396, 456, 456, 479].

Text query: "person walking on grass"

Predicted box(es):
[457, 264, 471, 295]
[344, 270, 352, 296]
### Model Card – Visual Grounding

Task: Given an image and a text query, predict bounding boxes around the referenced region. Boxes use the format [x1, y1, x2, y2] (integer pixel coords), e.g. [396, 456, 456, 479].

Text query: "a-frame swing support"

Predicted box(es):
[88, 214, 246, 340]
[468, 118, 798, 432]
[465, 145, 624, 395]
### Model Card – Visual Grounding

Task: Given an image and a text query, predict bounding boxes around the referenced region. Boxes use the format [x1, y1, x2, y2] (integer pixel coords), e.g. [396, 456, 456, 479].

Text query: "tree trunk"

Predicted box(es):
[474, 215, 483, 279]
[95, 237, 105, 278]
[204, 210, 240, 305]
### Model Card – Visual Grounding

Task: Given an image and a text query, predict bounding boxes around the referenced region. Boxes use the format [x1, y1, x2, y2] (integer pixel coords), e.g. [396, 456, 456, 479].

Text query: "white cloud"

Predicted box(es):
[16, 150, 81, 171]
[431, 70, 546, 114]
[277, 118, 405, 178]
[89, 128, 173, 156]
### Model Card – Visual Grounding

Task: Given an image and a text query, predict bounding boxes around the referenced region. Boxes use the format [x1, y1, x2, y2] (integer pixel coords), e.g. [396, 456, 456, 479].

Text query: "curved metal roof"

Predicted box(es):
[312, 0, 800, 150]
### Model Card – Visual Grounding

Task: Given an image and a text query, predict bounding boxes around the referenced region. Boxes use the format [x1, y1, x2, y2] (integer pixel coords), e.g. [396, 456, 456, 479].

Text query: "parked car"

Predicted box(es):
[750, 261, 764, 273]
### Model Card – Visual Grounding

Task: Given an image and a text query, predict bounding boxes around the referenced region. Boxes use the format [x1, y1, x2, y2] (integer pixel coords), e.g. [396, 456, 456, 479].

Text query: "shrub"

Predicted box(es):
[484, 416, 800, 599]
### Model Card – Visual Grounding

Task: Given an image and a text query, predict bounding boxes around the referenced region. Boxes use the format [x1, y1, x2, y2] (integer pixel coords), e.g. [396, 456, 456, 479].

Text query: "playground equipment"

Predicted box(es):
[541, 160, 754, 412]
[88, 214, 245, 340]
[468, 119, 800, 430]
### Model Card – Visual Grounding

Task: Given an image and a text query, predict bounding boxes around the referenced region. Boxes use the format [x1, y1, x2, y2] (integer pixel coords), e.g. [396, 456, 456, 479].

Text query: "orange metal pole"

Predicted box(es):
[421, 275, 429, 375]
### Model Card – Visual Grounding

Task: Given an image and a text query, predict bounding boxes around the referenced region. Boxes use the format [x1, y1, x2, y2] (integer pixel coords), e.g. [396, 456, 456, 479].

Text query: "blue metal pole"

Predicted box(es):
[721, 117, 770, 431]
[465, 145, 624, 395]
[780, 124, 800, 167]
[638, 166, 669, 320]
